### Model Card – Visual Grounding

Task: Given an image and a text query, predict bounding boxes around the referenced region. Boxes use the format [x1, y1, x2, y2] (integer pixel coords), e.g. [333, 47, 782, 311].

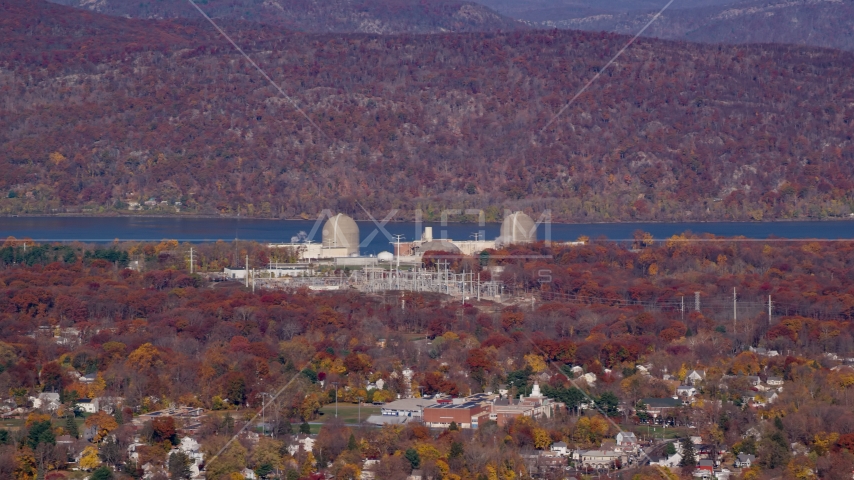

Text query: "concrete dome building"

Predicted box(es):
[322, 213, 360, 255]
[500, 211, 536, 244]
[419, 240, 462, 254]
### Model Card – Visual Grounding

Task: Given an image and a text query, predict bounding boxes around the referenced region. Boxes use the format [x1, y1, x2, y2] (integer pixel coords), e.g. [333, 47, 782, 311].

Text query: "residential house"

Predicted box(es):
[766, 376, 783, 386]
[750, 347, 779, 357]
[616, 432, 638, 447]
[551, 441, 569, 457]
[686, 370, 705, 386]
[287, 434, 316, 456]
[697, 459, 715, 473]
[76, 398, 99, 414]
[31, 392, 60, 412]
[751, 391, 778, 407]
[743, 427, 761, 441]
[578, 450, 624, 469]
[735, 454, 755, 468]
[165, 437, 204, 478]
[677, 386, 697, 398]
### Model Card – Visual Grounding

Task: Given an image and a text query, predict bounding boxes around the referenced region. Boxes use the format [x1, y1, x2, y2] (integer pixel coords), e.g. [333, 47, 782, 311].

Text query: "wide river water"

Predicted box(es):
[4, 216, 854, 255]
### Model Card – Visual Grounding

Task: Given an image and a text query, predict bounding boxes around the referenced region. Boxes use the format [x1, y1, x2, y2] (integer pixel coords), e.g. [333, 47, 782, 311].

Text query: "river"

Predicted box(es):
[3, 216, 854, 254]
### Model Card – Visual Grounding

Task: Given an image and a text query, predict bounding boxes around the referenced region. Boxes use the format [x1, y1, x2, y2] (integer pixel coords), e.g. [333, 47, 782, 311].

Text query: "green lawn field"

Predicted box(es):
[317, 403, 381, 425]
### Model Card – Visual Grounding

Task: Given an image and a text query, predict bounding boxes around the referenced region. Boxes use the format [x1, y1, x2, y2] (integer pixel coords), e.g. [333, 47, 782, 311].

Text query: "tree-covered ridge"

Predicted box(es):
[1, 0, 853, 221]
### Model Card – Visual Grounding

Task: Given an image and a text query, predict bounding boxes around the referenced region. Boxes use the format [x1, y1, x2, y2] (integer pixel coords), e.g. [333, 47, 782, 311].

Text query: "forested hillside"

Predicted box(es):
[2, 0, 854, 222]
[47, 0, 524, 34]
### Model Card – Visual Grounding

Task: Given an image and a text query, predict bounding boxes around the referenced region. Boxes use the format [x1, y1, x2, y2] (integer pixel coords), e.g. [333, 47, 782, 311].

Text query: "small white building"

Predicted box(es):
[677, 386, 697, 398]
[550, 441, 569, 456]
[767, 376, 783, 386]
[31, 392, 61, 412]
[686, 370, 705, 385]
[616, 432, 638, 447]
[287, 434, 316, 456]
[76, 398, 100, 414]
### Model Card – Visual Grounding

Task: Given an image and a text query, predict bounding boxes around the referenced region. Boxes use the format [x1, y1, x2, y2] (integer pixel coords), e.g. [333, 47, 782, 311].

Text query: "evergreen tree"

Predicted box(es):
[449, 441, 464, 459]
[449, 421, 459, 431]
[347, 433, 358, 451]
[679, 437, 696, 468]
[404, 448, 421, 471]
[255, 463, 274, 479]
[168, 451, 192, 480]
[300, 421, 311, 434]
[665, 442, 677, 456]
[26, 420, 55, 450]
[90, 466, 114, 480]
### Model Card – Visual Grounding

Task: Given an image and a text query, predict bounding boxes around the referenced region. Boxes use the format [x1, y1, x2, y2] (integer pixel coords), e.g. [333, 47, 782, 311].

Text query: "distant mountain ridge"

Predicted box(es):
[5, 0, 854, 223]
[475, 0, 854, 51]
[47, 0, 526, 34]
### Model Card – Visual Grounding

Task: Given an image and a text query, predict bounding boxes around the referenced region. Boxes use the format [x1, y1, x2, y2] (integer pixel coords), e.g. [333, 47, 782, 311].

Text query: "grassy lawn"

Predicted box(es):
[317, 403, 381, 425]
[0, 418, 25, 430]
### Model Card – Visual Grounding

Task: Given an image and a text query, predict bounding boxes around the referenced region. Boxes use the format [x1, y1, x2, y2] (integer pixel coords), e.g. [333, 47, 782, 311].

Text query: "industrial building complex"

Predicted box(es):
[220, 211, 544, 296]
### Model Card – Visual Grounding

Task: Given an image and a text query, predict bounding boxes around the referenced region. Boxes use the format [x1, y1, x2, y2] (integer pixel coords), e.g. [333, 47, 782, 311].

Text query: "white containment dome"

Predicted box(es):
[377, 251, 394, 262]
[322, 213, 360, 255]
[500, 211, 537, 244]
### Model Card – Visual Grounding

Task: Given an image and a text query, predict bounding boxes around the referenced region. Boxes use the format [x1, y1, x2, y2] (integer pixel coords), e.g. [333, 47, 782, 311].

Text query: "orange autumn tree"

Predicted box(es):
[85, 411, 118, 443]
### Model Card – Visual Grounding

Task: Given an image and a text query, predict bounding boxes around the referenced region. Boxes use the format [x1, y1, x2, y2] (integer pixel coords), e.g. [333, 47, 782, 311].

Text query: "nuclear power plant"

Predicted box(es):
[499, 211, 536, 244]
[224, 211, 544, 284]
[321, 213, 360, 255]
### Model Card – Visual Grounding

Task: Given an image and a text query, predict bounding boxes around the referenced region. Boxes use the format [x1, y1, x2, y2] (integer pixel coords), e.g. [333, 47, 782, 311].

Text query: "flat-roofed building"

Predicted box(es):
[423, 401, 489, 429]
[380, 398, 437, 418]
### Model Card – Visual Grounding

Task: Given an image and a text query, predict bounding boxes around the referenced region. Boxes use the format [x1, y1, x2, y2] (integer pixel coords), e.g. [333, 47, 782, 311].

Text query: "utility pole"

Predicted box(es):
[245, 254, 249, 288]
[681, 296, 684, 321]
[189, 247, 194, 274]
[392, 234, 404, 291]
[768, 295, 772, 326]
[357, 397, 363, 425]
[694, 291, 700, 312]
[733, 287, 737, 330]
[260, 392, 273, 436]
[331, 382, 338, 418]
[477, 272, 480, 302]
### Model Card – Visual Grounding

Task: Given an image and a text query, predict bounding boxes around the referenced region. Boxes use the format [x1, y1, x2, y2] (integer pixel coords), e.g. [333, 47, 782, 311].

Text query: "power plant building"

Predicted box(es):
[499, 211, 537, 245]
[322, 213, 360, 256]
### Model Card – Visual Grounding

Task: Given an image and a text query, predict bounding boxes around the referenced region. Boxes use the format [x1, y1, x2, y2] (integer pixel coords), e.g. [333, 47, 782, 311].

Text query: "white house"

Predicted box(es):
[31, 392, 60, 412]
[766, 376, 783, 386]
[170, 436, 204, 478]
[677, 386, 697, 398]
[76, 398, 100, 414]
[686, 370, 705, 385]
[550, 441, 569, 456]
[287, 434, 316, 456]
[616, 432, 638, 447]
